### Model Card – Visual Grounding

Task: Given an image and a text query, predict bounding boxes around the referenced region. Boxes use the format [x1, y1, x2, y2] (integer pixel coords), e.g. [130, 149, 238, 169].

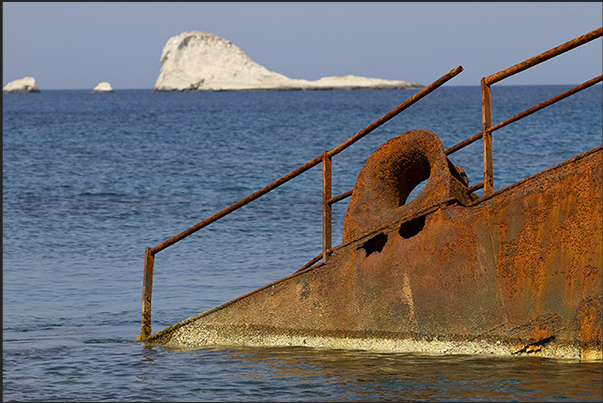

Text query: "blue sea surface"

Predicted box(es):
[3, 85, 602, 402]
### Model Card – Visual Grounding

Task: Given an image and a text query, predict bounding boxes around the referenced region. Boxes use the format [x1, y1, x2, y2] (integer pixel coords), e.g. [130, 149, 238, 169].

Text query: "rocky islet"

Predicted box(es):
[91, 82, 114, 93]
[152, 31, 423, 92]
[3, 76, 41, 93]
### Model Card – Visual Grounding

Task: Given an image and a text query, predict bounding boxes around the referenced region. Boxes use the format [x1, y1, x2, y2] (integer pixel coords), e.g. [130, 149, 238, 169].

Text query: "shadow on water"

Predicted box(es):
[135, 344, 603, 402]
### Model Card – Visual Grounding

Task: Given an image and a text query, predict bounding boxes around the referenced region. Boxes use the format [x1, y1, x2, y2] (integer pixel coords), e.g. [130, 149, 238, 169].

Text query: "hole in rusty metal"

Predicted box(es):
[395, 156, 431, 206]
[405, 178, 428, 204]
[398, 215, 426, 239]
[358, 233, 388, 256]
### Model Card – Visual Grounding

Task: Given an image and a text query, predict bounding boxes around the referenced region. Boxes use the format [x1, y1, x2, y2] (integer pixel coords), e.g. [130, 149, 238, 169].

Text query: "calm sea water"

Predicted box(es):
[3, 85, 602, 402]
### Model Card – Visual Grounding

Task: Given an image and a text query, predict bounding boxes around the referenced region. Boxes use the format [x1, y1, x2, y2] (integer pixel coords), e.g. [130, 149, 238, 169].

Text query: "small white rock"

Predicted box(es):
[3, 76, 41, 93]
[91, 82, 114, 93]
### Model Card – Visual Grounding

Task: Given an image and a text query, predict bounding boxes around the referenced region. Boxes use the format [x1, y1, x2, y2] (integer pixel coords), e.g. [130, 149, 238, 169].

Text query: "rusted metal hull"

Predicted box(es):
[145, 130, 602, 360]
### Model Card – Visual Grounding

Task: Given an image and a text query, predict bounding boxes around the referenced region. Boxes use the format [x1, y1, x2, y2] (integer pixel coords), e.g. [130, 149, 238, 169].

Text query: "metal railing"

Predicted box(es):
[445, 27, 602, 197]
[138, 27, 602, 341]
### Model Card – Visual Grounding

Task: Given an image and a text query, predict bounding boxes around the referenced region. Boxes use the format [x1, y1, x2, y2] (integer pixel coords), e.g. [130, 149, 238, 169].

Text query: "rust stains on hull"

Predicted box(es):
[145, 130, 602, 360]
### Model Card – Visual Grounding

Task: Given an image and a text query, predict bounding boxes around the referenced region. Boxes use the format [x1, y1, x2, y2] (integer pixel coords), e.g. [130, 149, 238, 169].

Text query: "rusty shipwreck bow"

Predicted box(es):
[138, 28, 603, 360]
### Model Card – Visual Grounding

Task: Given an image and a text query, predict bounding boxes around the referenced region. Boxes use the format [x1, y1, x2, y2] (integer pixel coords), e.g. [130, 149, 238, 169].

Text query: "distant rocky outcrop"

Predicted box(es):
[153, 31, 423, 92]
[3, 76, 41, 93]
[91, 82, 114, 93]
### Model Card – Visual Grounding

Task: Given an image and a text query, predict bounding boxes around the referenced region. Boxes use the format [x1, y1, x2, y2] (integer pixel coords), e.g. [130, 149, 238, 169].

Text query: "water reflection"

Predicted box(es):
[180, 345, 603, 401]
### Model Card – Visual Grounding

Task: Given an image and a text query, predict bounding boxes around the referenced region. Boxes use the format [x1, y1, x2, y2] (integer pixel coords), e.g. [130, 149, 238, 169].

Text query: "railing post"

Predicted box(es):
[137, 247, 155, 341]
[322, 150, 332, 263]
[481, 77, 494, 197]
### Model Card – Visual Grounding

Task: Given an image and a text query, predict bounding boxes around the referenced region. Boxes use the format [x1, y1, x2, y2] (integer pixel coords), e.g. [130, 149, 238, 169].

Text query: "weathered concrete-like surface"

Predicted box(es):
[145, 129, 602, 360]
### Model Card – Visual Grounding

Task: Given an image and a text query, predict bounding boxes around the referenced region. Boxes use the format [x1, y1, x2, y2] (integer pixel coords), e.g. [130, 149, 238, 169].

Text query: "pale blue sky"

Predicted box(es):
[3, 2, 602, 90]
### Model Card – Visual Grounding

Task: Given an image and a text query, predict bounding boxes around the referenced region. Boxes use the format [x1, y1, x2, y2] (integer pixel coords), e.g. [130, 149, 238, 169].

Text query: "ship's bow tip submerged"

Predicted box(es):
[145, 134, 602, 360]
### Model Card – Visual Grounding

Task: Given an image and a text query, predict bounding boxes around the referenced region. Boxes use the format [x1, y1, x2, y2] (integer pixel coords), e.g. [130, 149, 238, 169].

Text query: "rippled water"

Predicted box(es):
[3, 85, 602, 401]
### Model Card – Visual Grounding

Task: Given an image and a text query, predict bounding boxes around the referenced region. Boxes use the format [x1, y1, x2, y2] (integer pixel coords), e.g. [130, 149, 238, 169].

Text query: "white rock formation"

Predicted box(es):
[3, 76, 41, 93]
[91, 82, 114, 93]
[153, 31, 423, 92]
